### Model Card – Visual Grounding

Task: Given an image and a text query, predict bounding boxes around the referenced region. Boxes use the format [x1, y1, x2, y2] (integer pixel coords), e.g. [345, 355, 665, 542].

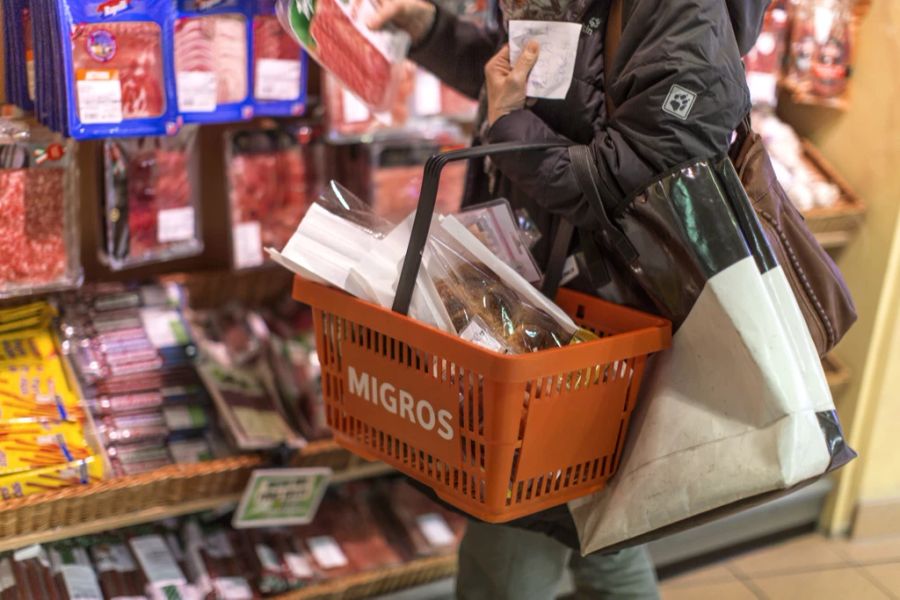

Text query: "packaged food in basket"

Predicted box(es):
[11, 544, 57, 598]
[0, 120, 81, 299]
[226, 124, 324, 269]
[48, 541, 105, 600]
[102, 127, 202, 269]
[276, 0, 411, 111]
[89, 537, 149, 599]
[129, 534, 192, 600]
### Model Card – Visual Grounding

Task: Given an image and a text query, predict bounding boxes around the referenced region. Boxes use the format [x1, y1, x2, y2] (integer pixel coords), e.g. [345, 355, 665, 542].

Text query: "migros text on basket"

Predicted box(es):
[348, 367, 454, 441]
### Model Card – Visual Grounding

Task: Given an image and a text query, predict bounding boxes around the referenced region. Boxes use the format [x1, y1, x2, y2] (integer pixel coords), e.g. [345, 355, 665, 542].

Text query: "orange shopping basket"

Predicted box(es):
[293, 142, 671, 522]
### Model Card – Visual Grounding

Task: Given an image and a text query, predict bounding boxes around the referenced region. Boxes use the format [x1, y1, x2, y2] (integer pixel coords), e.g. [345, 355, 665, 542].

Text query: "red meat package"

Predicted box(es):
[227, 124, 323, 269]
[102, 126, 203, 270]
[743, 4, 789, 106]
[379, 480, 467, 558]
[277, 0, 411, 111]
[0, 120, 81, 299]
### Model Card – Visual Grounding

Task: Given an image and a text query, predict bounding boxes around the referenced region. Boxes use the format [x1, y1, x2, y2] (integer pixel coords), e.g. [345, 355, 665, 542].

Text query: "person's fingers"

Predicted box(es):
[367, 0, 403, 30]
[510, 40, 539, 82]
[486, 44, 512, 77]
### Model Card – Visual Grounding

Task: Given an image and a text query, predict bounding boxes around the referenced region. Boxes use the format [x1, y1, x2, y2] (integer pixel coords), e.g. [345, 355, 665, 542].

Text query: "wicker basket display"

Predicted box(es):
[800, 139, 865, 248]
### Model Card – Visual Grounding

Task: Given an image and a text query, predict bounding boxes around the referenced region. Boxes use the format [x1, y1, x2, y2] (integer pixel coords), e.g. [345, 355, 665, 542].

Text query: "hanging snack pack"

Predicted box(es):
[0, 120, 82, 299]
[174, 0, 254, 123]
[251, 0, 308, 117]
[226, 123, 322, 269]
[102, 126, 202, 269]
[276, 0, 411, 111]
[52, 0, 179, 138]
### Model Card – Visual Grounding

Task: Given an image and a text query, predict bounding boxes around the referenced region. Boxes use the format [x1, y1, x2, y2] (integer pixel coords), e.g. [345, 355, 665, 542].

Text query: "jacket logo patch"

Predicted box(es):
[662, 84, 697, 120]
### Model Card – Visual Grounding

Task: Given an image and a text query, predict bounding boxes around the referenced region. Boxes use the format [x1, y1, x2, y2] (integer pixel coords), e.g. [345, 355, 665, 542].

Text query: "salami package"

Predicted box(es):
[102, 126, 203, 270]
[0, 120, 82, 300]
[174, 0, 254, 123]
[251, 0, 308, 117]
[52, 0, 179, 138]
[322, 62, 415, 137]
[226, 123, 323, 269]
[276, 0, 411, 111]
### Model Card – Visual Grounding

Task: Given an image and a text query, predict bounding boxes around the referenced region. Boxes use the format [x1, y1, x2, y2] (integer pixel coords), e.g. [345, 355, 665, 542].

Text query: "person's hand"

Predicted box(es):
[485, 42, 540, 127]
[367, 0, 436, 45]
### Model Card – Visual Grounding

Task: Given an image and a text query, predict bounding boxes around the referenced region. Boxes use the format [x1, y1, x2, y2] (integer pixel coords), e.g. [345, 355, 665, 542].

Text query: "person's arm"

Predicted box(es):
[485, 0, 753, 228]
[408, 5, 502, 99]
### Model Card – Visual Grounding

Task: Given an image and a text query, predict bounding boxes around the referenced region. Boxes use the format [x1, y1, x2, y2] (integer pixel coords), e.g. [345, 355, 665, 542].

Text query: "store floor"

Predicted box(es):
[379, 532, 900, 599]
[660, 532, 900, 599]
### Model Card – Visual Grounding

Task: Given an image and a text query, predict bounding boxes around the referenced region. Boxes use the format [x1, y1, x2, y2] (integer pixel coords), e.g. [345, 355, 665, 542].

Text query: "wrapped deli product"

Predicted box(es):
[276, 0, 410, 111]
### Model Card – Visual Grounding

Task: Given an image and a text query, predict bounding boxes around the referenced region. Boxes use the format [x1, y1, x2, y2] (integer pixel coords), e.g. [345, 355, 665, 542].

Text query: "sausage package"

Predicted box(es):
[101, 126, 203, 270]
[276, 0, 411, 111]
[51, 0, 179, 138]
[251, 0, 308, 117]
[0, 120, 82, 300]
[174, 0, 254, 123]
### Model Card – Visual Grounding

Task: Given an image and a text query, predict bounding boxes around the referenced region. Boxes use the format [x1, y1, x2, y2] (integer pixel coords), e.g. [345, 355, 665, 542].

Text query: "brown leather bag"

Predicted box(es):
[604, 1, 856, 356]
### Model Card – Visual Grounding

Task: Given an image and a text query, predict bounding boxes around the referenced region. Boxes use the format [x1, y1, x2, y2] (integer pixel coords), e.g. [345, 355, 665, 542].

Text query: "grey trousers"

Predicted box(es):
[456, 520, 660, 600]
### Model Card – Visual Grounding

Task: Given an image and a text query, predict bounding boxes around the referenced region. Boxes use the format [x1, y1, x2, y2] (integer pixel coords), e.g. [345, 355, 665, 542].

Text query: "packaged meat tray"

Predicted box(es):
[51, 0, 179, 138]
[376, 479, 467, 558]
[252, 0, 309, 117]
[227, 123, 323, 269]
[102, 126, 203, 270]
[277, 0, 411, 112]
[0, 120, 82, 299]
[175, 0, 254, 123]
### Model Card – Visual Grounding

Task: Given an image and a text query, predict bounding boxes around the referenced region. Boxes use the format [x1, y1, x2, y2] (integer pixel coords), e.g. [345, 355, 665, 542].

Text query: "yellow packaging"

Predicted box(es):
[0, 455, 104, 500]
[0, 421, 93, 476]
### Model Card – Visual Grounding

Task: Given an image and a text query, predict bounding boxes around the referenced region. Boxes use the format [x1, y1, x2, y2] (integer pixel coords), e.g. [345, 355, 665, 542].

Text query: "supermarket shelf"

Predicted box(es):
[0, 440, 392, 553]
[815, 230, 856, 250]
[275, 555, 458, 600]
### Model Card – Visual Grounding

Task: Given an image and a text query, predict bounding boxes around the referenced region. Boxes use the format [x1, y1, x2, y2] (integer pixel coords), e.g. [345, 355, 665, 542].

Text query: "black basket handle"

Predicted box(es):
[391, 142, 568, 315]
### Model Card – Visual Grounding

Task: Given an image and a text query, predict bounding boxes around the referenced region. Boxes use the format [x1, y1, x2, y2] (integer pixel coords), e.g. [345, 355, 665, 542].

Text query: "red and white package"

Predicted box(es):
[277, 0, 410, 111]
[0, 120, 81, 299]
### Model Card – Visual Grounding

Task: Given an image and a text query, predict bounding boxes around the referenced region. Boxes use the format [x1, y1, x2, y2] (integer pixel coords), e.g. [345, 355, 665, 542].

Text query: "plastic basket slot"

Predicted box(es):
[610, 420, 625, 475]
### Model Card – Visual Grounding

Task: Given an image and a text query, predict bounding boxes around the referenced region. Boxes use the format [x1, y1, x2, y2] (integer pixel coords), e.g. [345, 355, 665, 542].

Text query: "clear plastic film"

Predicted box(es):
[276, 0, 411, 112]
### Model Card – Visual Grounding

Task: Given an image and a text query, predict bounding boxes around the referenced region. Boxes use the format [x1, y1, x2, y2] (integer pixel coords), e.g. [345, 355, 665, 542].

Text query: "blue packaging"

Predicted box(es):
[1, 0, 33, 111]
[54, 0, 179, 139]
[174, 0, 254, 124]
[250, 0, 308, 117]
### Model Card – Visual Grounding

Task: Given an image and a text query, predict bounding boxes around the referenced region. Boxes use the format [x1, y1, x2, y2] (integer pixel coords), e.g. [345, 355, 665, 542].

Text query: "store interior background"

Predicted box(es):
[2, 0, 900, 598]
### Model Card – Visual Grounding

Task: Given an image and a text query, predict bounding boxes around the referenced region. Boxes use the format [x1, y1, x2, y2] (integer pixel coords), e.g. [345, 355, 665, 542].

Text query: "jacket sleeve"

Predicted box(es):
[485, 0, 752, 229]
[408, 5, 502, 100]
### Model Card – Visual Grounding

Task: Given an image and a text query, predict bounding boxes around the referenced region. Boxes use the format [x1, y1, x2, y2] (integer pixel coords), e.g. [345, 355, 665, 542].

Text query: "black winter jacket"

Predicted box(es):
[411, 0, 768, 273]
[409, 0, 769, 548]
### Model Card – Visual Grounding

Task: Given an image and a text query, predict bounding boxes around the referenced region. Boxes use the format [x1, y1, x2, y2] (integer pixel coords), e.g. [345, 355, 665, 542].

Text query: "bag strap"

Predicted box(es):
[604, 0, 623, 116]
[540, 217, 576, 297]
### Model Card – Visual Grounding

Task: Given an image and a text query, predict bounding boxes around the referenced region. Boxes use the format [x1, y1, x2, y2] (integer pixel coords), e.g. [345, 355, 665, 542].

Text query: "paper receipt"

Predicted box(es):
[509, 20, 582, 100]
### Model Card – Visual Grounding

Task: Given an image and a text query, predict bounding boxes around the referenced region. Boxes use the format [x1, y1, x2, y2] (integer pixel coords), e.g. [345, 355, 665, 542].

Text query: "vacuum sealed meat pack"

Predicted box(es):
[252, 0, 308, 117]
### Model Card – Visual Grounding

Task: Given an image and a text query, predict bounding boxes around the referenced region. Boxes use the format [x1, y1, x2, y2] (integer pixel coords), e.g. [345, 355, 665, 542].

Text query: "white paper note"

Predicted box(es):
[509, 20, 582, 100]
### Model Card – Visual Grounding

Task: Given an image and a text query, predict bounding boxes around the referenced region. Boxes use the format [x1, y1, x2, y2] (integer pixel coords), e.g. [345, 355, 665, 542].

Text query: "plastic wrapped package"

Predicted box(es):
[226, 124, 323, 269]
[102, 127, 203, 270]
[377, 480, 466, 558]
[0, 120, 81, 299]
[276, 0, 411, 111]
[787, 0, 852, 101]
[89, 538, 148, 599]
[252, 0, 309, 117]
[743, 4, 789, 106]
[48, 542, 104, 600]
[174, 0, 254, 123]
[323, 62, 416, 137]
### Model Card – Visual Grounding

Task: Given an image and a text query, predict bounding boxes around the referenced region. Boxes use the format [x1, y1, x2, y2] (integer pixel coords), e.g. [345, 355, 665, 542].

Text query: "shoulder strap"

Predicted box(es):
[604, 0, 623, 115]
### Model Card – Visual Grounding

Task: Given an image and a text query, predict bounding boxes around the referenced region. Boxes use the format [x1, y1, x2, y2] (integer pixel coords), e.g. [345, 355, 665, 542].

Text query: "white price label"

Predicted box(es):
[284, 553, 314, 579]
[130, 535, 187, 584]
[307, 536, 348, 570]
[60, 565, 104, 600]
[417, 513, 456, 547]
[177, 71, 218, 113]
[341, 89, 370, 123]
[414, 70, 442, 116]
[255, 59, 302, 100]
[213, 577, 254, 600]
[76, 72, 123, 124]
[140, 308, 185, 349]
[157, 206, 196, 243]
[747, 71, 778, 107]
[233, 221, 264, 268]
[255, 544, 281, 572]
[560, 255, 580, 286]
[460, 318, 508, 353]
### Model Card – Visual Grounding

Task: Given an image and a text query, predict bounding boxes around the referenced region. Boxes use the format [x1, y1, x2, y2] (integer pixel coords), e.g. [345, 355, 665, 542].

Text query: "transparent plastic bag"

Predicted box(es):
[0, 119, 82, 299]
[276, 0, 411, 111]
[102, 126, 203, 269]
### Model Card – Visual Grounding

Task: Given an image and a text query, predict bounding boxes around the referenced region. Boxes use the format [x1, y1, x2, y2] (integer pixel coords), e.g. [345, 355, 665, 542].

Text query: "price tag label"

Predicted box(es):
[233, 221, 264, 268]
[414, 70, 442, 116]
[177, 71, 218, 113]
[76, 69, 123, 124]
[417, 513, 456, 547]
[342, 89, 370, 123]
[233, 468, 332, 528]
[306, 536, 349, 570]
[157, 206, 196, 243]
[255, 59, 302, 100]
